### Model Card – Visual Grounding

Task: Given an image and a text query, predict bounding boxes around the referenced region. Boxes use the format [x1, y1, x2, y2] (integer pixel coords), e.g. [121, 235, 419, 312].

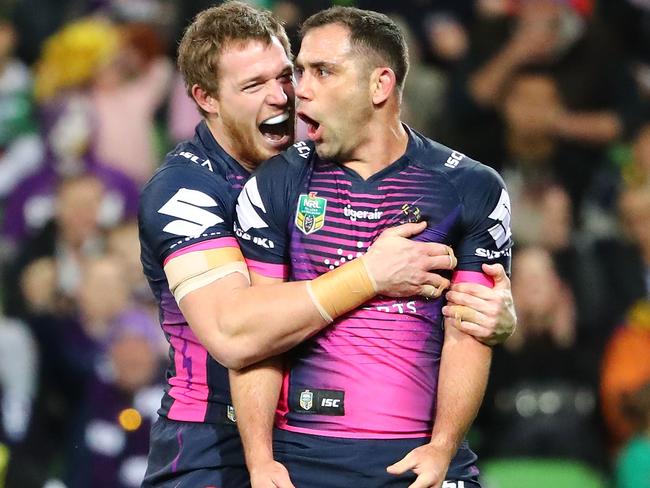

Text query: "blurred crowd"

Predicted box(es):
[0, 0, 647, 487]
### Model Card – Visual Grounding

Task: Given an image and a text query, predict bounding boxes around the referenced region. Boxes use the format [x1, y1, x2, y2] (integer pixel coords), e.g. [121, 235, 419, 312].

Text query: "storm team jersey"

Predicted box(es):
[139, 121, 249, 423]
[235, 126, 513, 438]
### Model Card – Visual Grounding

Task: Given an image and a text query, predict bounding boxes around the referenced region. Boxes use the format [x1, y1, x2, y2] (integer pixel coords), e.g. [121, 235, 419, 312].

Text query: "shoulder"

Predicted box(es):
[252, 140, 315, 188]
[408, 129, 505, 195]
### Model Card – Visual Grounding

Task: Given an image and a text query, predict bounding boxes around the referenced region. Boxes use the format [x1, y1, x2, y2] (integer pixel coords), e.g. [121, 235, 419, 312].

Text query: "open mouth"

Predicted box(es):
[298, 112, 322, 141]
[259, 112, 292, 145]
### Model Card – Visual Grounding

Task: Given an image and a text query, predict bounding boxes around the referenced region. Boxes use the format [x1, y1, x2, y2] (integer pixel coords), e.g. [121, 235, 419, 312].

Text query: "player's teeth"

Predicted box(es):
[262, 112, 289, 125]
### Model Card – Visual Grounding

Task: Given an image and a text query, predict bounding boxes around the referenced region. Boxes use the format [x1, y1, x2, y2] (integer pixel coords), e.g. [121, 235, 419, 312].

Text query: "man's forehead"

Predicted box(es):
[297, 24, 353, 64]
[219, 36, 291, 76]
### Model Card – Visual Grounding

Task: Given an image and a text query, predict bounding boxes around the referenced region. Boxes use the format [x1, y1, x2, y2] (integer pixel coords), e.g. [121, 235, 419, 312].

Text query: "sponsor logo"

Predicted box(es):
[293, 388, 344, 415]
[475, 247, 511, 259]
[295, 192, 327, 235]
[400, 202, 422, 224]
[234, 222, 275, 249]
[178, 151, 213, 172]
[444, 150, 465, 169]
[293, 141, 311, 159]
[487, 189, 512, 248]
[299, 390, 314, 410]
[158, 188, 223, 237]
[442, 482, 465, 488]
[227, 405, 237, 423]
[344, 205, 383, 222]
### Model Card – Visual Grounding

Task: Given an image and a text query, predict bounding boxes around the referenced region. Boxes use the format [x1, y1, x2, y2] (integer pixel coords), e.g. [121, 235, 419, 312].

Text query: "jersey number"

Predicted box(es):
[487, 189, 512, 248]
[158, 188, 223, 237]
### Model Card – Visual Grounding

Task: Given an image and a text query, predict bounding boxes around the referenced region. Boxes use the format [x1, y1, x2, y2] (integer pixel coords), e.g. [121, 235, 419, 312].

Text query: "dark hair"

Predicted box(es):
[178, 1, 291, 115]
[300, 6, 409, 92]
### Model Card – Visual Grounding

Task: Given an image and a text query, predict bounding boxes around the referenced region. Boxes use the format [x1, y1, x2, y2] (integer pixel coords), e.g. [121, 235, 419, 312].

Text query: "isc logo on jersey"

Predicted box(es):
[158, 188, 224, 237]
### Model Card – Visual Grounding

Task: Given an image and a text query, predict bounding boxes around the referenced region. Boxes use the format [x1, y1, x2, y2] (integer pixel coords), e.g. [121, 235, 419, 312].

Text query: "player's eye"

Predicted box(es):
[243, 83, 263, 93]
[294, 67, 304, 80]
[316, 67, 330, 78]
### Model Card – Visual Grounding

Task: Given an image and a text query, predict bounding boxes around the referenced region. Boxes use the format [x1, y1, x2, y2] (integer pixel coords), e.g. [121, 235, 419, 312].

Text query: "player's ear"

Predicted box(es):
[192, 84, 220, 116]
[370, 67, 396, 105]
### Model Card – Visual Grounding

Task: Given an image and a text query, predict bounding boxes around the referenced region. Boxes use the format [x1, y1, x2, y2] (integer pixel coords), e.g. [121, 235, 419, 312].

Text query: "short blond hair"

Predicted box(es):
[177, 1, 291, 115]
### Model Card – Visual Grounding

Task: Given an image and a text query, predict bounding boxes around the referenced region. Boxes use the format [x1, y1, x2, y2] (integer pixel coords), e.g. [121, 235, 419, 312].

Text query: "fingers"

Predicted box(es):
[448, 282, 496, 300]
[481, 263, 510, 288]
[443, 315, 491, 341]
[386, 454, 416, 476]
[419, 274, 451, 299]
[442, 305, 490, 333]
[382, 221, 427, 238]
[421, 252, 456, 272]
[407, 474, 440, 488]
[445, 290, 493, 312]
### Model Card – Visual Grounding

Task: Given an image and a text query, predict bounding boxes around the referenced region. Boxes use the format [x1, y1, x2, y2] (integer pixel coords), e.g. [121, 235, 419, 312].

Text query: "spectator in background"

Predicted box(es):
[65, 308, 164, 488]
[92, 22, 173, 185]
[447, 0, 640, 216]
[476, 246, 605, 467]
[1, 18, 139, 250]
[600, 0, 650, 103]
[107, 220, 156, 309]
[601, 300, 650, 454]
[3, 174, 107, 318]
[616, 381, 650, 488]
[0, 15, 44, 204]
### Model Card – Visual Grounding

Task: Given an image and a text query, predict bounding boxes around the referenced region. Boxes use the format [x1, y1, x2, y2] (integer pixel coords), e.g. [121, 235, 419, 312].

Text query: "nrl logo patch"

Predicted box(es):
[299, 389, 314, 410]
[295, 192, 327, 235]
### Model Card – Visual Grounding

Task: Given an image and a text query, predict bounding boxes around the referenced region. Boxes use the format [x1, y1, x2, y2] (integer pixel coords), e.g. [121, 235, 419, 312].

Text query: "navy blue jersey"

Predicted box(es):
[138, 121, 249, 423]
[235, 126, 512, 437]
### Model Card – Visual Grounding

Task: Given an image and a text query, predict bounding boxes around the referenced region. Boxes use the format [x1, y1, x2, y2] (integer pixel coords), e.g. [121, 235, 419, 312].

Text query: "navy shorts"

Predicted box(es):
[273, 428, 481, 488]
[142, 415, 249, 488]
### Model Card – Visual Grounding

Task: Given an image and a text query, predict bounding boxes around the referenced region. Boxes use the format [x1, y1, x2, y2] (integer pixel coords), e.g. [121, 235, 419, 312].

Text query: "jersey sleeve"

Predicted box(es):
[453, 162, 513, 281]
[138, 163, 238, 266]
[234, 154, 298, 279]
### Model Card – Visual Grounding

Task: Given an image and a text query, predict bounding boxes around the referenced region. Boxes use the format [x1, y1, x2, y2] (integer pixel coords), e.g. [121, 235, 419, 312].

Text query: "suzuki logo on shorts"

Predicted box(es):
[442, 482, 465, 488]
[158, 188, 223, 237]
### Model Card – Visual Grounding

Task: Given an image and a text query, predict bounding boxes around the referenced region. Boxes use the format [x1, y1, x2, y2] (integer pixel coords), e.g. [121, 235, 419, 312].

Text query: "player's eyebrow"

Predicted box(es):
[295, 59, 338, 72]
[239, 64, 294, 86]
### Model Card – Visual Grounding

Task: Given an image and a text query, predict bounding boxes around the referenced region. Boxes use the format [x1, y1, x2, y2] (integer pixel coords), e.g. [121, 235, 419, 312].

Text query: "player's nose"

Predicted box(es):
[266, 79, 289, 106]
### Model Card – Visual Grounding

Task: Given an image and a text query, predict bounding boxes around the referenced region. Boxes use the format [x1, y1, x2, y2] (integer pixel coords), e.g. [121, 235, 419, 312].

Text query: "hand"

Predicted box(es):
[386, 442, 452, 488]
[249, 460, 295, 488]
[364, 222, 457, 299]
[442, 263, 516, 346]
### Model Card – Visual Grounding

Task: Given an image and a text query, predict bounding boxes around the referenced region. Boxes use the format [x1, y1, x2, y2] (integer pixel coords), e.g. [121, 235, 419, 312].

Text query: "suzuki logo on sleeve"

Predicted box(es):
[236, 177, 269, 232]
[487, 189, 512, 248]
[158, 188, 224, 237]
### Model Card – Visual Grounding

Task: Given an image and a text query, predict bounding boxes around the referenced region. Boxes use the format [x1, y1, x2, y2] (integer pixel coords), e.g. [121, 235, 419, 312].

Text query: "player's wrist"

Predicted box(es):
[307, 257, 377, 323]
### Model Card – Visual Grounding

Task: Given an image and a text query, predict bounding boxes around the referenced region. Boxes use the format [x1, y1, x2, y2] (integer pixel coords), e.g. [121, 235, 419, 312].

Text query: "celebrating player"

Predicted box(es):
[138, 3, 515, 487]
[231, 7, 514, 488]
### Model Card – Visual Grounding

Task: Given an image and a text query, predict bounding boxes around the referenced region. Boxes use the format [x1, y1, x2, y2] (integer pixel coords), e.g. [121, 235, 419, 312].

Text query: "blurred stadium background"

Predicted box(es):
[0, 0, 648, 486]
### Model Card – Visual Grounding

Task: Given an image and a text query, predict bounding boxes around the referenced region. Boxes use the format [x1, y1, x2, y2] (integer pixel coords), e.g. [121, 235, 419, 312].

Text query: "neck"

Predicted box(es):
[343, 115, 408, 180]
[205, 117, 256, 173]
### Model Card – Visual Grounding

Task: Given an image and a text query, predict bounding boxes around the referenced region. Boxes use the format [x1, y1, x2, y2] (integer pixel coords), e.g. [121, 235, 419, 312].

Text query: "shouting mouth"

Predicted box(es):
[259, 112, 292, 147]
[298, 112, 323, 142]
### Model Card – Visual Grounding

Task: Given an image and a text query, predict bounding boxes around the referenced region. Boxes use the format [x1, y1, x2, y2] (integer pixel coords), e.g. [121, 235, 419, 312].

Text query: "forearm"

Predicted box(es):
[468, 45, 522, 108]
[222, 280, 328, 365]
[553, 110, 622, 144]
[229, 358, 283, 469]
[430, 323, 492, 456]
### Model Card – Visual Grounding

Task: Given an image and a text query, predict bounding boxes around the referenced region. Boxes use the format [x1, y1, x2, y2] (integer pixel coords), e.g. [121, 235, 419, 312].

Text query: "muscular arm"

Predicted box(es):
[178, 223, 455, 370]
[430, 322, 492, 460]
[228, 273, 294, 488]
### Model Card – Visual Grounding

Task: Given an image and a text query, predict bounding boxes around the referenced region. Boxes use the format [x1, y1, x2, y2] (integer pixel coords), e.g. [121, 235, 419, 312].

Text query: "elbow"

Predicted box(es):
[206, 334, 263, 371]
